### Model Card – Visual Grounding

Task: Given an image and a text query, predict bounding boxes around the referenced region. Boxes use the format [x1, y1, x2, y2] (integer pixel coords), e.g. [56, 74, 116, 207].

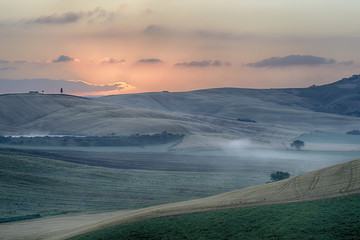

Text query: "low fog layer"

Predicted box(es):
[181, 136, 360, 177]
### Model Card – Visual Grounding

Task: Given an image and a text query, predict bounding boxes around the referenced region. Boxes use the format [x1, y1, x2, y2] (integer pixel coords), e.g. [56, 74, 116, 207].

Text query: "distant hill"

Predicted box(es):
[1, 76, 360, 146]
[283, 74, 360, 116]
[0, 93, 224, 137]
[101, 75, 360, 117]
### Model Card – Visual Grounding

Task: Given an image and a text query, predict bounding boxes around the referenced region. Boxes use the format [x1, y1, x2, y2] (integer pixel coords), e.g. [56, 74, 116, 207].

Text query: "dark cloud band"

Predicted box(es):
[137, 58, 162, 63]
[30, 7, 117, 25]
[174, 60, 229, 67]
[247, 55, 337, 68]
[52, 55, 75, 63]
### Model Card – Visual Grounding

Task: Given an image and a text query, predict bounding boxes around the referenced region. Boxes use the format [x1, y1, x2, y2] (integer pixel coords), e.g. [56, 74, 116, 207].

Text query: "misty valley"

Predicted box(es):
[2, 0, 360, 238]
[1, 131, 359, 223]
[1, 75, 360, 239]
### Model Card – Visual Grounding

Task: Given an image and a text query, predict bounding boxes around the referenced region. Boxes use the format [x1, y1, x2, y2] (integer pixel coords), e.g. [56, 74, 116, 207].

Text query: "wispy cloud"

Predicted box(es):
[0, 59, 10, 64]
[0, 67, 16, 71]
[247, 55, 337, 68]
[35, 12, 82, 24]
[52, 55, 76, 63]
[137, 58, 162, 64]
[99, 57, 125, 64]
[29, 7, 118, 25]
[339, 60, 354, 66]
[195, 30, 251, 41]
[14, 60, 27, 64]
[174, 60, 230, 67]
[142, 25, 169, 35]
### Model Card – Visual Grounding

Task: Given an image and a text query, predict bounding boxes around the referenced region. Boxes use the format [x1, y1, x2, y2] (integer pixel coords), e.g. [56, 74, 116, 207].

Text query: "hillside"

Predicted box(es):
[1, 158, 359, 239]
[70, 195, 360, 240]
[101, 75, 360, 117]
[1, 78, 360, 149]
[284, 74, 360, 116]
[0, 93, 231, 137]
[64, 158, 360, 239]
[98, 75, 360, 138]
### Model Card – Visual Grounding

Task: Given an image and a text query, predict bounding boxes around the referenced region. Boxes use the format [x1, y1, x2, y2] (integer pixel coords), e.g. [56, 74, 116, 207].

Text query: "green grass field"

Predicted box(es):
[1, 145, 360, 223]
[0, 148, 271, 222]
[69, 194, 360, 240]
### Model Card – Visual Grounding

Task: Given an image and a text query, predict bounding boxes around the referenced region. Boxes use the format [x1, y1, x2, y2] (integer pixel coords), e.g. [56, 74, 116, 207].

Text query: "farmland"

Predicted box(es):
[1, 142, 359, 223]
[69, 194, 360, 240]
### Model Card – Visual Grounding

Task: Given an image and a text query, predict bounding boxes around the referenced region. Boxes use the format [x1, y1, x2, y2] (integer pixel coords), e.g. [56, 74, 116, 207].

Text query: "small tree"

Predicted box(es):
[290, 140, 304, 150]
[270, 171, 290, 182]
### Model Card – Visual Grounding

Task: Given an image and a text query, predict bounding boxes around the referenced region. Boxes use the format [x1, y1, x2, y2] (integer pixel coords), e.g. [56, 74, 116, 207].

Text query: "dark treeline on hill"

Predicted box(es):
[0, 132, 184, 147]
[283, 74, 360, 117]
[236, 118, 256, 123]
[346, 130, 360, 135]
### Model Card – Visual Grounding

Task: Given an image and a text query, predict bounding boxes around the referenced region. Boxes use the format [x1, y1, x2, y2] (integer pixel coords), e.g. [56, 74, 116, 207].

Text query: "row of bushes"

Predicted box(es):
[0, 214, 41, 224]
[346, 129, 360, 135]
[0, 131, 184, 147]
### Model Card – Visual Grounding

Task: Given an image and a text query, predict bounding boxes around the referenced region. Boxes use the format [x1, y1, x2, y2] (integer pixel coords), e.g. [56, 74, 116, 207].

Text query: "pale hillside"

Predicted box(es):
[1, 88, 360, 148]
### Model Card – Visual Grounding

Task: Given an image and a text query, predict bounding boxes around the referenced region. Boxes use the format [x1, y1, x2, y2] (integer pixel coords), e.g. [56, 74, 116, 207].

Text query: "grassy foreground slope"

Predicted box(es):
[70, 194, 360, 240]
[1, 147, 279, 222]
[64, 158, 360, 239]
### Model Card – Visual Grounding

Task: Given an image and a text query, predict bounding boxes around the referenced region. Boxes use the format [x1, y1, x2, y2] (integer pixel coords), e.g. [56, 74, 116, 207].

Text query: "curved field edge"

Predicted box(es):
[69, 194, 360, 240]
[64, 158, 360, 239]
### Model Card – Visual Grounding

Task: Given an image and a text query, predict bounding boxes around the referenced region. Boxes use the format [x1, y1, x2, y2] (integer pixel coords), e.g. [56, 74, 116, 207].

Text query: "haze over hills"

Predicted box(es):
[1, 75, 360, 149]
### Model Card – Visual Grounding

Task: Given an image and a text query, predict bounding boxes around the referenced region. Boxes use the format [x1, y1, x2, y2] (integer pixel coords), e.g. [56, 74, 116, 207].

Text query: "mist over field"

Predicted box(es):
[1, 75, 360, 239]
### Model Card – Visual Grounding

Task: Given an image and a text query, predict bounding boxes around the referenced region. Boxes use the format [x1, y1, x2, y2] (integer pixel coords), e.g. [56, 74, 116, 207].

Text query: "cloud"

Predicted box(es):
[30, 7, 118, 24]
[0, 67, 16, 71]
[247, 55, 337, 68]
[0, 79, 132, 94]
[195, 30, 251, 41]
[174, 60, 229, 67]
[0, 59, 27, 65]
[137, 58, 162, 64]
[142, 25, 169, 35]
[339, 60, 354, 66]
[99, 57, 125, 64]
[14, 60, 27, 64]
[34, 12, 82, 24]
[52, 55, 76, 63]
[0, 59, 10, 64]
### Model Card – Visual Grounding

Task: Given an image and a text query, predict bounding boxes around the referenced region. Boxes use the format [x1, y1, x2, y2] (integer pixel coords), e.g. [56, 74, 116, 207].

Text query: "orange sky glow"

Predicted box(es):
[0, 0, 359, 95]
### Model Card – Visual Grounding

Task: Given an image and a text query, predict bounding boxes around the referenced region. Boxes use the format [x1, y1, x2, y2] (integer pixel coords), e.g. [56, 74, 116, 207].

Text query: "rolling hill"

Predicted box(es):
[101, 74, 360, 117]
[286, 74, 360, 116]
[1, 76, 360, 149]
[1, 75, 360, 239]
[69, 158, 360, 236]
[1, 158, 359, 239]
[0, 93, 229, 137]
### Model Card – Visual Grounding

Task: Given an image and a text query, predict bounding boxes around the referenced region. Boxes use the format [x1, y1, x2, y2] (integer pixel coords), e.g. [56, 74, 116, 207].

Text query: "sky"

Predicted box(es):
[0, 0, 359, 95]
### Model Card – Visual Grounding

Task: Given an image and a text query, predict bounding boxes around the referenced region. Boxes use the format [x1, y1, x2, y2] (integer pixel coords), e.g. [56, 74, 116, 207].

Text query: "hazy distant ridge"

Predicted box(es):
[1, 75, 360, 147]
[101, 75, 360, 117]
